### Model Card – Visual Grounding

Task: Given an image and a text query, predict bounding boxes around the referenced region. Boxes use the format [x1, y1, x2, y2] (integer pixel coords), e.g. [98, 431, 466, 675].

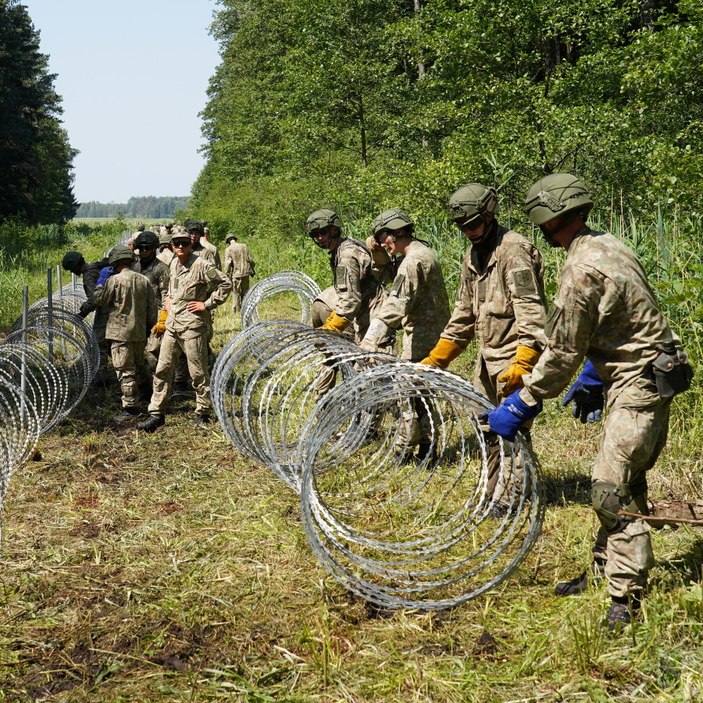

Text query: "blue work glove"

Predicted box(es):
[562, 359, 604, 423]
[487, 390, 542, 441]
[96, 265, 115, 287]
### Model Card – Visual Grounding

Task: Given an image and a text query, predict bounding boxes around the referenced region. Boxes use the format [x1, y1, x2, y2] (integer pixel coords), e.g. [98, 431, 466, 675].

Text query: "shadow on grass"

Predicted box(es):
[542, 471, 592, 507]
[657, 537, 703, 584]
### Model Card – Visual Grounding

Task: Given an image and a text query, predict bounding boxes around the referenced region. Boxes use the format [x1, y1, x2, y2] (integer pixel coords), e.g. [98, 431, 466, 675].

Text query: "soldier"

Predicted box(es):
[132, 230, 170, 378]
[224, 233, 256, 313]
[365, 234, 395, 286]
[310, 286, 356, 397]
[187, 220, 221, 269]
[359, 208, 450, 460]
[421, 184, 547, 513]
[306, 208, 385, 343]
[487, 173, 692, 628]
[157, 225, 175, 266]
[93, 244, 157, 416]
[61, 250, 111, 378]
[137, 229, 232, 432]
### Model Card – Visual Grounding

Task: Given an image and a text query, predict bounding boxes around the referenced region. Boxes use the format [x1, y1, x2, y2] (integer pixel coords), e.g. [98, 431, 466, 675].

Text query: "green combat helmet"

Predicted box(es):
[134, 230, 159, 249]
[448, 184, 498, 226]
[523, 173, 593, 226]
[107, 244, 135, 266]
[61, 251, 85, 273]
[305, 208, 342, 236]
[371, 208, 414, 241]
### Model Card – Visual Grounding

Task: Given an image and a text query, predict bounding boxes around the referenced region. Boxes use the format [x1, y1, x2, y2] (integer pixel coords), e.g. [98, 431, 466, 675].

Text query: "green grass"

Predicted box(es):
[1, 216, 703, 701]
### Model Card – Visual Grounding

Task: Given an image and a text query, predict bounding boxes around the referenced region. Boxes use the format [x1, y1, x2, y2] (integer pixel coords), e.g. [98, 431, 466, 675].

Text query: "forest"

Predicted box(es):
[76, 196, 190, 219]
[190, 0, 703, 237]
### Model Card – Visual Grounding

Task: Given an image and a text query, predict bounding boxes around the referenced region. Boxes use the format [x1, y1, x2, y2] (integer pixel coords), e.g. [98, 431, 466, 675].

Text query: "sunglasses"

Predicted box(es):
[172, 240, 191, 248]
[457, 214, 484, 232]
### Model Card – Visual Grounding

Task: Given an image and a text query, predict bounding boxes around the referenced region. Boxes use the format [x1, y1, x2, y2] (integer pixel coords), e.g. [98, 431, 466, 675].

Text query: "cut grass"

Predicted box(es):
[1, 222, 703, 701]
[1, 308, 703, 702]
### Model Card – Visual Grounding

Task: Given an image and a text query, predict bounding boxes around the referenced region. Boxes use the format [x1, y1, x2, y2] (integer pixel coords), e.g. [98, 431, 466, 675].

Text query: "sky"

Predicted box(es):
[22, 1, 222, 204]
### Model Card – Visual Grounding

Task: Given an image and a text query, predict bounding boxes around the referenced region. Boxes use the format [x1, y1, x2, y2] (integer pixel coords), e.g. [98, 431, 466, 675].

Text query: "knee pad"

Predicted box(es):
[591, 481, 639, 534]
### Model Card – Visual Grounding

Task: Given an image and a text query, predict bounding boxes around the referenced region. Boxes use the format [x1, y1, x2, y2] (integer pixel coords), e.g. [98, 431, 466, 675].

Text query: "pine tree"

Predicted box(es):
[0, 0, 78, 223]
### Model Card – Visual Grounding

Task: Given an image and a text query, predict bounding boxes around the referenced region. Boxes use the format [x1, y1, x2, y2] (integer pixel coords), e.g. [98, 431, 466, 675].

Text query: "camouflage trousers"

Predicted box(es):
[148, 329, 211, 416]
[231, 276, 250, 313]
[474, 355, 534, 508]
[110, 340, 145, 410]
[591, 378, 670, 598]
[144, 332, 162, 373]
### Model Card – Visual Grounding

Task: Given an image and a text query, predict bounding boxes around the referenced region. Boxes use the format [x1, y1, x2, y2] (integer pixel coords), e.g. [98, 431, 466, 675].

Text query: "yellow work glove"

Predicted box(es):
[320, 311, 351, 334]
[152, 309, 168, 335]
[497, 345, 540, 397]
[420, 338, 463, 369]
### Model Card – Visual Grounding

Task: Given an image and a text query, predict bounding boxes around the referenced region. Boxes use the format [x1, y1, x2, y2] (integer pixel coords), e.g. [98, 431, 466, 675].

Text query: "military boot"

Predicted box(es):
[137, 414, 165, 433]
[606, 594, 641, 630]
[555, 558, 606, 596]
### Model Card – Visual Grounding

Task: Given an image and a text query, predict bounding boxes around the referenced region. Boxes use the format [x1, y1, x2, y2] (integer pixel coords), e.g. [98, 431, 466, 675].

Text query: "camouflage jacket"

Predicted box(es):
[329, 237, 385, 322]
[132, 256, 169, 308]
[372, 240, 451, 361]
[224, 242, 255, 277]
[93, 268, 157, 342]
[442, 225, 547, 372]
[522, 228, 684, 405]
[195, 239, 222, 269]
[79, 261, 106, 318]
[166, 253, 232, 339]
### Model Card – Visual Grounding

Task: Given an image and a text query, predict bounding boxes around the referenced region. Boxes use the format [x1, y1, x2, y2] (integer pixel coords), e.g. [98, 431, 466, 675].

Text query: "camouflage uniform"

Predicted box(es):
[195, 238, 221, 269]
[311, 286, 356, 397]
[93, 269, 157, 410]
[366, 240, 450, 362]
[80, 261, 111, 373]
[520, 227, 684, 598]
[148, 254, 232, 417]
[132, 256, 170, 372]
[224, 240, 255, 312]
[441, 225, 546, 502]
[363, 240, 450, 450]
[365, 235, 395, 286]
[329, 237, 386, 343]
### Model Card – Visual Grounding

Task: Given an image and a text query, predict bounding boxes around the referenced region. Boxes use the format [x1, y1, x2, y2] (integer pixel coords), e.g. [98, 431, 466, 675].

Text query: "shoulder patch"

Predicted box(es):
[512, 268, 536, 296]
[206, 267, 219, 281]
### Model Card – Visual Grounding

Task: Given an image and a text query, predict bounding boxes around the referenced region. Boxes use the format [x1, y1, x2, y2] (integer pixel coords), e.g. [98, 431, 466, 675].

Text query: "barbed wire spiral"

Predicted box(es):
[1, 280, 101, 526]
[240, 270, 321, 329]
[213, 319, 544, 610]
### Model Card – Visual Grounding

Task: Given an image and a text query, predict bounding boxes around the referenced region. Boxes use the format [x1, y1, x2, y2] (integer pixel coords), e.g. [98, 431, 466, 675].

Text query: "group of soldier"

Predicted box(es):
[61, 220, 256, 433]
[305, 173, 692, 630]
[60, 172, 692, 629]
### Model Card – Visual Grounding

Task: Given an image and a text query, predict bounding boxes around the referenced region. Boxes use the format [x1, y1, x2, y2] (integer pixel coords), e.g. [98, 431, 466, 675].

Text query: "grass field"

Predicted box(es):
[1, 297, 702, 702]
[1, 216, 703, 701]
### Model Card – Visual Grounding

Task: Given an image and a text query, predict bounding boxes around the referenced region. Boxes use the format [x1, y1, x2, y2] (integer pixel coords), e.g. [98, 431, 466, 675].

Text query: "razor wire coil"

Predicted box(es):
[240, 270, 320, 329]
[1, 285, 101, 520]
[213, 320, 544, 610]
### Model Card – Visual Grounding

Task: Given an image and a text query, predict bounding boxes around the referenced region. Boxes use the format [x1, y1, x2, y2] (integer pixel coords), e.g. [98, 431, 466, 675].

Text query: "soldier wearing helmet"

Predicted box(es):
[360, 208, 451, 461]
[306, 208, 385, 342]
[61, 250, 112, 378]
[224, 232, 256, 313]
[421, 183, 547, 513]
[158, 225, 175, 266]
[93, 244, 157, 417]
[132, 231, 170, 382]
[186, 220, 221, 269]
[487, 173, 692, 629]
